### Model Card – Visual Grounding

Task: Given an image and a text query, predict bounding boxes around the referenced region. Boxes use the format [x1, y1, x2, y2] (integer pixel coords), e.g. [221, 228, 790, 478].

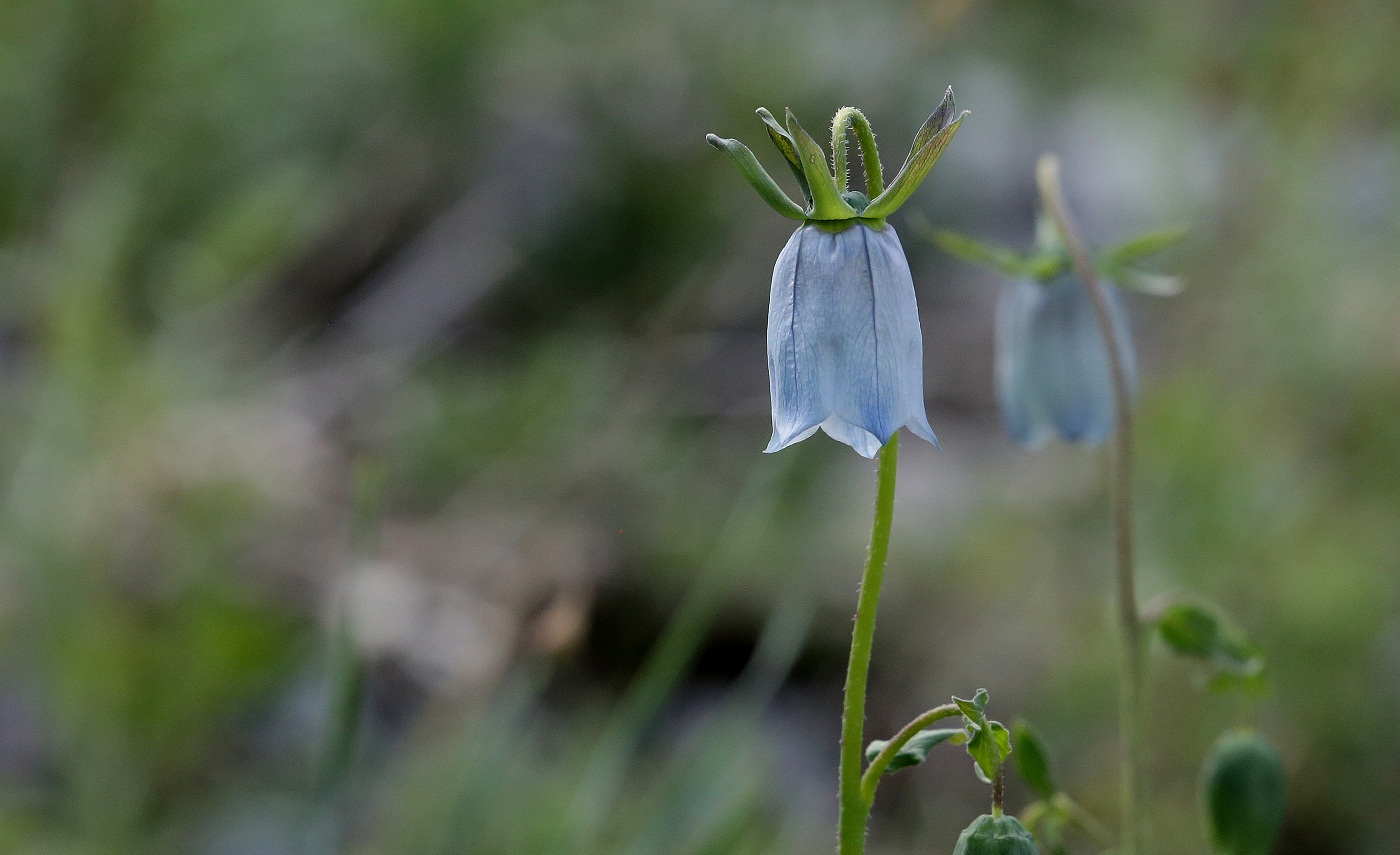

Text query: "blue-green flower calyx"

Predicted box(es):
[706, 88, 967, 228]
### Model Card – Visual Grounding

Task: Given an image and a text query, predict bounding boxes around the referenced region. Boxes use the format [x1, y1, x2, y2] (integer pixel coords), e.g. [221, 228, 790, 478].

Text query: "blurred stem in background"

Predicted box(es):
[1036, 156, 1147, 855]
[837, 433, 899, 855]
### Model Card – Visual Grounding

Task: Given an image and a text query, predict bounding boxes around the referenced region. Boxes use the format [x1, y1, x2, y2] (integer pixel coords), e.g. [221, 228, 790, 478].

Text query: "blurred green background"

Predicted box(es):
[0, 0, 1397, 853]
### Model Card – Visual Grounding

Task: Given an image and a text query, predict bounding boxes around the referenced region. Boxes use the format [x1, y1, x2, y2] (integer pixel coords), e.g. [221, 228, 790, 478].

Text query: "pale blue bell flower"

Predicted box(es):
[766, 222, 939, 458]
[996, 273, 1136, 447]
[705, 93, 967, 456]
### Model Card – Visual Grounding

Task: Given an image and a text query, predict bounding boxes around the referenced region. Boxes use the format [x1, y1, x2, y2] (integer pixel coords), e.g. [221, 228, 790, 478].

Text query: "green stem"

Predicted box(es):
[992, 768, 1004, 817]
[859, 703, 959, 802]
[831, 107, 884, 197]
[1036, 155, 1146, 855]
[837, 432, 900, 855]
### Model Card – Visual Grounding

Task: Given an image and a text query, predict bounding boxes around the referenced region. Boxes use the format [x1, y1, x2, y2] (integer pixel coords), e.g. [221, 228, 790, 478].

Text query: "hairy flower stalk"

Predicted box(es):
[708, 91, 967, 855]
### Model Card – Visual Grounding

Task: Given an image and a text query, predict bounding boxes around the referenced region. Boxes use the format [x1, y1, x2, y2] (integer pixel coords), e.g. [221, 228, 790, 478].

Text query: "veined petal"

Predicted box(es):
[764, 223, 938, 456]
[995, 279, 1054, 447]
[766, 226, 829, 451]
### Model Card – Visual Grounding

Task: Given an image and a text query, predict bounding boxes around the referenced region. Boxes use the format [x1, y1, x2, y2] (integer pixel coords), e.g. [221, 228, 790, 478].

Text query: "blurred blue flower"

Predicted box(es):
[766, 222, 939, 458]
[996, 273, 1136, 447]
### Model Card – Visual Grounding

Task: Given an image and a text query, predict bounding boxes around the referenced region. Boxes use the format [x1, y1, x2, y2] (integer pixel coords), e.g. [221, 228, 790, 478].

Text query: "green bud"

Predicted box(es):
[953, 814, 1039, 855]
[1201, 731, 1286, 855]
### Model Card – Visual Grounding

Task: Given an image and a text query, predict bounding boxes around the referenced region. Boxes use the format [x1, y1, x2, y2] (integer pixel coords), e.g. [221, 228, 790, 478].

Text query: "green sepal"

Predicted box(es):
[1011, 720, 1057, 799]
[1100, 226, 1187, 267]
[1201, 731, 1286, 855]
[864, 90, 968, 219]
[705, 134, 808, 220]
[784, 109, 858, 220]
[931, 229, 1065, 279]
[864, 727, 966, 774]
[1153, 601, 1264, 680]
[756, 107, 812, 206]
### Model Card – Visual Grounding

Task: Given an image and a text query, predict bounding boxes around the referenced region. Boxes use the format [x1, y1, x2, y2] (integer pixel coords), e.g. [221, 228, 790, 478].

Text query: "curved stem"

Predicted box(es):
[837, 432, 900, 855]
[831, 107, 885, 197]
[859, 703, 959, 802]
[1036, 155, 1146, 855]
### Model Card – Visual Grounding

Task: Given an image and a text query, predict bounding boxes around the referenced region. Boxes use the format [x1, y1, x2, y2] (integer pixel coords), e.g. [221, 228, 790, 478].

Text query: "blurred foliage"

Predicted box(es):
[0, 0, 1396, 854]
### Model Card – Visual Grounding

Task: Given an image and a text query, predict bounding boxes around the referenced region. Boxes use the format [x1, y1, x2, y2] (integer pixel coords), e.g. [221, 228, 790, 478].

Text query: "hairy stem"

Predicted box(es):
[831, 107, 884, 198]
[837, 432, 900, 855]
[1036, 155, 1146, 855]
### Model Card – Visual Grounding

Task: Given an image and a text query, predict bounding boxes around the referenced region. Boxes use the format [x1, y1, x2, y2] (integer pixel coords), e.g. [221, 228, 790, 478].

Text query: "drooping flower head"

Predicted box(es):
[706, 91, 967, 457]
[933, 195, 1183, 447]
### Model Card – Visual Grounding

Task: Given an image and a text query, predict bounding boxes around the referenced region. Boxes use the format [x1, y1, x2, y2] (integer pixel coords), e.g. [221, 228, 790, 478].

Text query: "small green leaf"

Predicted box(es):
[965, 720, 1009, 784]
[864, 727, 965, 773]
[1202, 731, 1286, 855]
[1155, 601, 1264, 678]
[990, 721, 1011, 756]
[784, 109, 857, 221]
[863, 107, 967, 219]
[953, 689, 990, 721]
[1157, 601, 1221, 657]
[705, 134, 807, 221]
[756, 107, 811, 205]
[1100, 227, 1187, 267]
[1011, 720, 1057, 799]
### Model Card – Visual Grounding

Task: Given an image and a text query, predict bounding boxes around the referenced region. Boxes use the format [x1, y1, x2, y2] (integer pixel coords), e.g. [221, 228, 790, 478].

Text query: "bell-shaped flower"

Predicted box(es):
[996, 273, 1135, 446]
[706, 91, 967, 457]
[766, 221, 939, 457]
[932, 213, 1182, 447]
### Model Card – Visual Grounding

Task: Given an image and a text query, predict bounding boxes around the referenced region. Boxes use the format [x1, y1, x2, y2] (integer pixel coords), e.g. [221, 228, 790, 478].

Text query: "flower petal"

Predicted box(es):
[995, 279, 1054, 447]
[819, 415, 883, 459]
[766, 226, 829, 451]
[1025, 275, 1135, 444]
[765, 223, 938, 455]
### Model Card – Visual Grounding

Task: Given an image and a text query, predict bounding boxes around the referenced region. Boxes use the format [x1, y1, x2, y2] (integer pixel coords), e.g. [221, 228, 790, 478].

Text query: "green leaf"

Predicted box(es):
[1157, 601, 1221, 657]
[705, 134, 807, 221]
[1202, 731, 1286, 855]
[864, 727, 965, 773]
[1100, 227, 1187, 267]
[1155, 601, 1264, 678]
[928, 229, 1052, 278]
[965, 720, 1009, 784]
[784, 109, 857, 221]
[756, 107, 811, 205]
[863, 106, 967, 219]
[1011, 720, 1057, 799]
[952, 688, 989, 721]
